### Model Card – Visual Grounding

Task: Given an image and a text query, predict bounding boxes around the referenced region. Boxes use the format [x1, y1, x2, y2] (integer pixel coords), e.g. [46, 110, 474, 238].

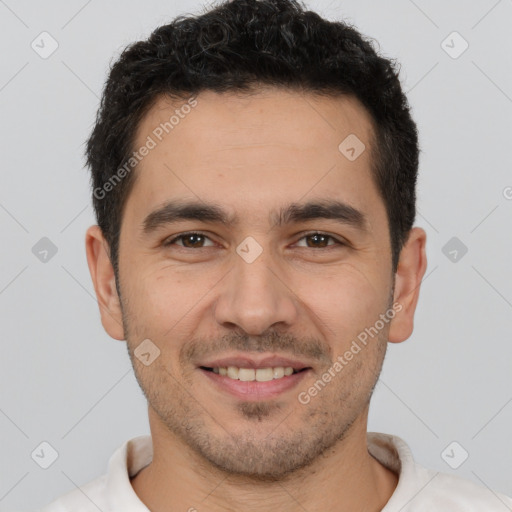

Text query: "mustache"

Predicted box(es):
[180, 330, 332, 367]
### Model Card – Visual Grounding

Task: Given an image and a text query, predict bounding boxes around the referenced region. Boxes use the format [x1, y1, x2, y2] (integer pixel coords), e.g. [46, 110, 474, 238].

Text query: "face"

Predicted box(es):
[87, 87, 425, 480]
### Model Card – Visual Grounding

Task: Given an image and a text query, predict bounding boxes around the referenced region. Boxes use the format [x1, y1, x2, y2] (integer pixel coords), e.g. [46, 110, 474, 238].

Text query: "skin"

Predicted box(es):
[86, 87, 427, 511]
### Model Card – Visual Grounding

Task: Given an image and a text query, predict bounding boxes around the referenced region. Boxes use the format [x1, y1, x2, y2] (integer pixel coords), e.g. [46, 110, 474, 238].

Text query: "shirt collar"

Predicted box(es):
[106, 434, 153, 511]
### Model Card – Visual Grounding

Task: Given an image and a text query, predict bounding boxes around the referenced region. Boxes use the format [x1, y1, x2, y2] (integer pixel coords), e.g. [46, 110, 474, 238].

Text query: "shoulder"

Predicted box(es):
[36, 435, 152, 512]
[368, 432, 512, 511]
[415, 469, 512, 510]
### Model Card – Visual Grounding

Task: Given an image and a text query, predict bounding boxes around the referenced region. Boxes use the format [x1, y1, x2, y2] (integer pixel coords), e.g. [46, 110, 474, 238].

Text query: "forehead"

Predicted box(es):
[124, 88, 384, 231]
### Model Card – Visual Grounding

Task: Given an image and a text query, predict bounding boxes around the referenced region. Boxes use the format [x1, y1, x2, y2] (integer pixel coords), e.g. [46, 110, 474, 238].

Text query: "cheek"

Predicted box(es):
[293, 263, 387, 340]
[142, 275, 185, 325]
[120, 264, 184, 335]
[127, 266, 218, 342]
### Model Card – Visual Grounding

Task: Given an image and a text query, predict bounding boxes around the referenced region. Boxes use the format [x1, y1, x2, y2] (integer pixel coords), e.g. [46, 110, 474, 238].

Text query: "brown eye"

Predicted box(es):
[163, 232, 215, 248]
[296, 232, 343, 248]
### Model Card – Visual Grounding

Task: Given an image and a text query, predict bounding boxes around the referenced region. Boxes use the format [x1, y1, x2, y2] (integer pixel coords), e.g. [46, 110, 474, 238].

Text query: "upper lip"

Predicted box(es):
[198, 353, 312, 371]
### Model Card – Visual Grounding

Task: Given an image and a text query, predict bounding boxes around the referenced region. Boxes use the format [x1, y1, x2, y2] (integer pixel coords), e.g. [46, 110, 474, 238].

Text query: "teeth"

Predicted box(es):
[227, 366, 239, 379]
[273, 367, 284, 379]
[238, 368, 255, 381]
[212, 366, 297, 381]
[254, 368, 274, 381]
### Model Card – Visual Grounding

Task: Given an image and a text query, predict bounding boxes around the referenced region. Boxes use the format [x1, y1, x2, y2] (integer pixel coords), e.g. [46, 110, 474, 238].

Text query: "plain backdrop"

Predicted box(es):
[0, 0, 511, 510]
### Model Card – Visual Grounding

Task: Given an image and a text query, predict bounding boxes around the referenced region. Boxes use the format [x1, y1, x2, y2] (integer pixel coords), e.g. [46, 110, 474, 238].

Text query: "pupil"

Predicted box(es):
[309, 234, 326, 247]
[186, 234, 203, 247]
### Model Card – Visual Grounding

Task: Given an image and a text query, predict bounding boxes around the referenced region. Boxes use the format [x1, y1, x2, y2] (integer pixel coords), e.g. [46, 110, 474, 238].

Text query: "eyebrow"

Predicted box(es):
[141, 198, 369, 235]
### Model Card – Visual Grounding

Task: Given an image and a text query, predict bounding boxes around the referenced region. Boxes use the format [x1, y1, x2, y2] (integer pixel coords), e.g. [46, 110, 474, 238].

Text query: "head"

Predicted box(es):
[85, 0, 427, 480]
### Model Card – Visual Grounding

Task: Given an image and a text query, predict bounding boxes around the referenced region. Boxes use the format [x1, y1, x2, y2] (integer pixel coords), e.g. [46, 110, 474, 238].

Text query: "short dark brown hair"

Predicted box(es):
[86, 0, 419, 284]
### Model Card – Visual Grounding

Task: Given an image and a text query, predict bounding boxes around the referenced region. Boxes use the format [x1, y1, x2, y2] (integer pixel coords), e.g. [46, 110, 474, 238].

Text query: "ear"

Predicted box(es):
[85, 225, 125, 341]
[388, 227, 427, 343]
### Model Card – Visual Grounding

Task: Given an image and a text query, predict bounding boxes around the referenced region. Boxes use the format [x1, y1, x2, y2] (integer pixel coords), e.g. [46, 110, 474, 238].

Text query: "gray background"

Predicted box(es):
[1, 0, 511, 510]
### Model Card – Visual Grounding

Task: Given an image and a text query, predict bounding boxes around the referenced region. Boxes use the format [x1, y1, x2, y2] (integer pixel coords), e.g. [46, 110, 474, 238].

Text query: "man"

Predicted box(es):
[40, 0, 512, 510]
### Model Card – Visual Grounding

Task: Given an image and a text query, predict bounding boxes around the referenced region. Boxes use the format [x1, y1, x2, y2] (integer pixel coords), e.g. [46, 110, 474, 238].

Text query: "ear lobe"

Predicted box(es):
[85, 225, 125, 341]
[388, 227, 427, 344]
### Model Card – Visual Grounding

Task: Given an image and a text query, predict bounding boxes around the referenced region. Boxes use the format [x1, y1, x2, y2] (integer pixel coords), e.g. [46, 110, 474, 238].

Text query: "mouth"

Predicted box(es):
[199, 365, 309, 381]
[197, 355, 313, 401]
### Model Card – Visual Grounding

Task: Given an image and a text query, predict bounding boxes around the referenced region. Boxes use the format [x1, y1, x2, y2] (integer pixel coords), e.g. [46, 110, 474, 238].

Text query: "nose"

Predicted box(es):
[213, 244, 299, 336]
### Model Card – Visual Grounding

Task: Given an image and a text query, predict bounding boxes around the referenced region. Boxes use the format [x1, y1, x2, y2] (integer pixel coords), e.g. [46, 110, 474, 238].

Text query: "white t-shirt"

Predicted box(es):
[38, 432, 512, 511]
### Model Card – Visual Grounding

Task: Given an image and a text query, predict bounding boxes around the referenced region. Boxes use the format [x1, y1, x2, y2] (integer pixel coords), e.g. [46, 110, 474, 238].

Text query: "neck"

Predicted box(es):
[131, 408, 398, 512]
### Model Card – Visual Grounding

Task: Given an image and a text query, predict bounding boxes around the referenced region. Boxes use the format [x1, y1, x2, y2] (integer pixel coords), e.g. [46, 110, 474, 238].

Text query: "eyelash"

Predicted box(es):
[162, 231, 346, 249]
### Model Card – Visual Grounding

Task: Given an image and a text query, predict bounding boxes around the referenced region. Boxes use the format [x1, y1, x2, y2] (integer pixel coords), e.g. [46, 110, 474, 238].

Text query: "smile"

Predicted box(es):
[201, 366, 307, 381]
[199, 366, 311, 401]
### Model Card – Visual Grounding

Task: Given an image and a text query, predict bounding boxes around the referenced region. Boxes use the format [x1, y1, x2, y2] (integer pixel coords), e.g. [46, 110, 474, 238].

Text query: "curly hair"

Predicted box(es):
[86, 0, 419, 284]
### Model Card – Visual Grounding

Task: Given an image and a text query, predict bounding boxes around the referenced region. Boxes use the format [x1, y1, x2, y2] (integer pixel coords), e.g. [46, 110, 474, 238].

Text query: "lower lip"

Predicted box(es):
[199, 368, 311, 401]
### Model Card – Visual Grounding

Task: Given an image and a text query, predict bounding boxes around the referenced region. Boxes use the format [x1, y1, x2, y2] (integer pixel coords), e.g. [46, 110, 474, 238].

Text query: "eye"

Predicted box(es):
[162, 231, 346, 250]
[163, 231, 216, 249]
[295, 232, 345, 249]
